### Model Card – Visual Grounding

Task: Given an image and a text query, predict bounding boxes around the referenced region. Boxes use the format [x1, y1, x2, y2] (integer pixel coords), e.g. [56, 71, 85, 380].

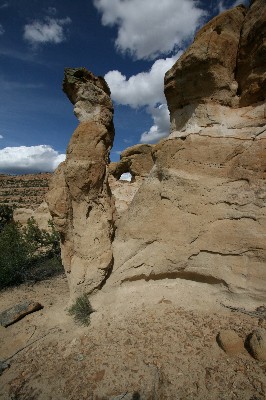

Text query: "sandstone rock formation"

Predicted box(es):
[46, 68, 115, 298]
[109, 144, 154, 180]
[164, 3, 265, 140]
[108, 144, 154, 218]
[107, 0, 266, 301]
[108, 176, 143, 218]
[47, 1, 265, 303]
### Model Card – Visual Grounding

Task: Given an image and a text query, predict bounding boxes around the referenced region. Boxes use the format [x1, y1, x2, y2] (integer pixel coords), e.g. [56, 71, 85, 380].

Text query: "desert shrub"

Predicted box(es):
[68, 294, 94, 326]
[0, 204, 14, 232]
[0, 217, 63, 289]
[0, 222, 31, 288]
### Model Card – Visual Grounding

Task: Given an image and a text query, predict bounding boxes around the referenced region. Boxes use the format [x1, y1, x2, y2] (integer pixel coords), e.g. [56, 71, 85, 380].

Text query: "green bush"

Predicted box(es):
[0, 216, 63, 290]
[68, 294, 94, 326]
[0, 222, 31, 288]
[0, 204, 14, 232]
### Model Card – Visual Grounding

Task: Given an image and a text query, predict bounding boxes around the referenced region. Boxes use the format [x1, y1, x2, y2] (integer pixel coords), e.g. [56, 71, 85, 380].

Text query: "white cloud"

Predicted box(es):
[140, 104, 170, 144]
[23, 17, 71, 46]
[0, 145, 65, 174]
[105, 54, 180, 108]
[105, 53, 181, 144]
[119, 172, 132, 182]
[0, 24, 5, 35]
[0, 135, 3, 139]
[94, 0, 205, 60]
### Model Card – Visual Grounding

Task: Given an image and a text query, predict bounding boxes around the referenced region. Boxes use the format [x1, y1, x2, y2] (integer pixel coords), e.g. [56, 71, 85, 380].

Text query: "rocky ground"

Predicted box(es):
[0, 173, 51, 209]
[0, 275, 265, 400]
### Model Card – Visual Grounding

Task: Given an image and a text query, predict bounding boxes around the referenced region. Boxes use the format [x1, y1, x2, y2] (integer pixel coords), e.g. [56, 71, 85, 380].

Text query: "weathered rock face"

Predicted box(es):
[109, 144, 154, 180]
[108, 144, 154, 218]
[165, 6, 246, 110]
[107, 0, 266, 302]
[46, 68, 115, 298]
[236, 0, 266, 106]
[164, 2, 265, 140]
[108, 176, 143, 218]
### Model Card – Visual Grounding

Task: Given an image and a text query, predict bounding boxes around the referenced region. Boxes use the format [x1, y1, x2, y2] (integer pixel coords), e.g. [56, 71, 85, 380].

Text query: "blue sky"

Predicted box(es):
[0, 0, 248, 174]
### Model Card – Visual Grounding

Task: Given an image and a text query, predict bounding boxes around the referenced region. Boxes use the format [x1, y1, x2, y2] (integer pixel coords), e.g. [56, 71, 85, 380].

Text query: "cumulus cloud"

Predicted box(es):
[105, 53, 180, 144]
[0, 24, 5, 35]
[94, 0, 205, 60]
[0, 145, 65, 174]
[140, 104, 170, 144]
[105, 54, 180, 108]
[23, 17, 71, 46]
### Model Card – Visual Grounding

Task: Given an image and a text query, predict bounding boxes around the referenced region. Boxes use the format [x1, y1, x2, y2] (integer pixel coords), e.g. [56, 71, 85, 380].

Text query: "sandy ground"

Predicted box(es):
[0, 275, 266, 400]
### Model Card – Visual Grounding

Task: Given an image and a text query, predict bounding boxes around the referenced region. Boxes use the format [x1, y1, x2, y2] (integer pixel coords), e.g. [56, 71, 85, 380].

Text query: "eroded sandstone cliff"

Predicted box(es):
[107, 0, 266, 301]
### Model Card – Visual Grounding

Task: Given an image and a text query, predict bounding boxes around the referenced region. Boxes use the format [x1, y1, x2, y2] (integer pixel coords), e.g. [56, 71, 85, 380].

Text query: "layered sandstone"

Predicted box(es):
[46, 68, 115, 298]
[109, 144, 154, 180]
[107, 0, 266, 301]
[164, 3, 265, 140]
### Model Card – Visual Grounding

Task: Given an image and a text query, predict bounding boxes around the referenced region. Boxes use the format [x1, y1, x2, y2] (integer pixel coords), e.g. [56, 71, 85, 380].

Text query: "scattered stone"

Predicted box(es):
[246, 329, 266, 361]
[0, 301, 43, 327]
[0, 361, 10, 375]
[217, 330, 245, 355]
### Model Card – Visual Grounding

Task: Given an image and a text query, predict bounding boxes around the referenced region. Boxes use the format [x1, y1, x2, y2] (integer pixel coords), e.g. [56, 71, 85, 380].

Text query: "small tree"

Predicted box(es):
[0, 204, 14, 232]
[0, 222, 30, 288]
[0, 216, 63, 289]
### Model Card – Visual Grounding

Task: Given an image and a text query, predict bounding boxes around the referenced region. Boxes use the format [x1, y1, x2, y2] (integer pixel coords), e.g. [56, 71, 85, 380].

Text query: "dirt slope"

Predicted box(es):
[0, 277, 265, 400]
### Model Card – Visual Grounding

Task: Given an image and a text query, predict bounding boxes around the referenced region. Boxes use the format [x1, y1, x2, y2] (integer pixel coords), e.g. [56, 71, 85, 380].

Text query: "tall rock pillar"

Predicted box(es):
[46, 68, 115, 298]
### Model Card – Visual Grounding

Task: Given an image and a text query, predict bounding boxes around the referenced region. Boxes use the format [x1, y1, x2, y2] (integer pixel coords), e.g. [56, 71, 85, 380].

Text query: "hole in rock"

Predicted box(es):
[214, 25, 222, 35]
[119, 172, 133, 182]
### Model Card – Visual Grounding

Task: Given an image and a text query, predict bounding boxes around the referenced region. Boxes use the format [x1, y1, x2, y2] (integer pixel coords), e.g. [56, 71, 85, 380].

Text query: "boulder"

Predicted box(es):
[247, 329, 266, 360]
[217, 330, 245, 355]
[46, 68, 115, 298]
[0, 361, 10, 375]
[0, 301, 43, 327]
